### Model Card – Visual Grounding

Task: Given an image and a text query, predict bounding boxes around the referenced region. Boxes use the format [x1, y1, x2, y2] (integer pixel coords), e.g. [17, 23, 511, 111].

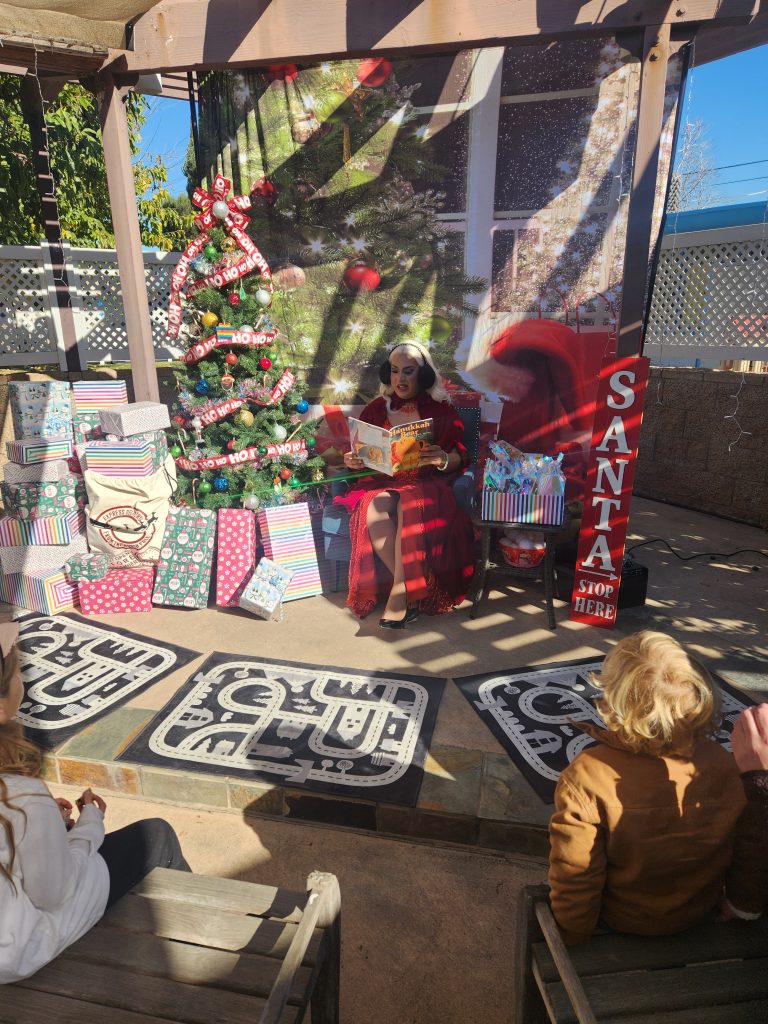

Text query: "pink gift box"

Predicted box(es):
[215, 508, 256, 607]
[78, 567, 155, 615]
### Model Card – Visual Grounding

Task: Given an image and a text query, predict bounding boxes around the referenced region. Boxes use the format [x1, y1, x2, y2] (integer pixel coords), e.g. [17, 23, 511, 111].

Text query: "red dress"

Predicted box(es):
[336, 394, 475, 619]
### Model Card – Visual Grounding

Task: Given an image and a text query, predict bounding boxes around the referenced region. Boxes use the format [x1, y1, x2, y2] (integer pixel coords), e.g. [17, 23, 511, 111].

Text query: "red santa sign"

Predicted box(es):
[570, 355, 650, 628]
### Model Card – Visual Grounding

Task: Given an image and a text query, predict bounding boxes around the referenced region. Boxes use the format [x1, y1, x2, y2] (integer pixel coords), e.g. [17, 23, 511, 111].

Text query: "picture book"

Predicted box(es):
[348, 417, 434, 476]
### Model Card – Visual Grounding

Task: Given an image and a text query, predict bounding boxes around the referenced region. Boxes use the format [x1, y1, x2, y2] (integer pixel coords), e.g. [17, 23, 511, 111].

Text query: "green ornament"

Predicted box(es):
[258, 446, 268, 456]
[204, 243, 218, 260]
[319, 88, 349, 125]
[306, 436, 316, 448]
[169, 444, 183, 458]
[425, 314, 453, 343]
[199, 480, 213, 494]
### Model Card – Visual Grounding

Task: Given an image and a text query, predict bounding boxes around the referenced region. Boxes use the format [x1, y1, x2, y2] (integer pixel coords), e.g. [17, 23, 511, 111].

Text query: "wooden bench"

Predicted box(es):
[516, 884, 768, 1024]
[5, 868, 341, 1024]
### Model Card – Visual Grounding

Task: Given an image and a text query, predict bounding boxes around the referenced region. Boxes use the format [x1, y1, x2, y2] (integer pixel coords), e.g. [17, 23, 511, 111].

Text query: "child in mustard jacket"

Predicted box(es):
[549, 631, 756, 944]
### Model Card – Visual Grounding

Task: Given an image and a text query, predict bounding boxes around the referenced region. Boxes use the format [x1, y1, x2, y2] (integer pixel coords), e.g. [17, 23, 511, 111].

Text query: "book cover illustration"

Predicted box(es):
[348, 417, 434, 476]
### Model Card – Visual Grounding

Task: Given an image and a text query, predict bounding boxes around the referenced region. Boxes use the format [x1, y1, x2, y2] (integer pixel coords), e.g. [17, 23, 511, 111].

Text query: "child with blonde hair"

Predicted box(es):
[549, 630, 751, 945]
[0, 621, 190, 983]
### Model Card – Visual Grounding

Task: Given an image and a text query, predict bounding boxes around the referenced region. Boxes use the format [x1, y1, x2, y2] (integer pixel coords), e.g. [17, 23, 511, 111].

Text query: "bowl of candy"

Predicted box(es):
[498, 531, 546, 568]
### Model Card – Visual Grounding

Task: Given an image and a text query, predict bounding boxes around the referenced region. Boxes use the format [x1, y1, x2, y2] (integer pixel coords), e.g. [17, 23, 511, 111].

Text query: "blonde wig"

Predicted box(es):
[378, 341, 450, 408]
[593, 631, 719, 757]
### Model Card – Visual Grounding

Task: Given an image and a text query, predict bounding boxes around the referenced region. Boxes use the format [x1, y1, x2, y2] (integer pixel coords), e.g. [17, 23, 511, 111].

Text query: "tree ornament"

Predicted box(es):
[279, 467, 292, 481]
[291, 115, 320, 145]
[213, 476, 229, 492]
[320, 88, 350, 125]
[312, 467, 325, 482]
[228, 292, 241, 307]
[221, 237, 236, 252]
[204, 243, 218, 260]
[227, 439, 237, 451]
[258, 446, 268, 456]
[259, 356, 272, 370]
[238, 408, 255, 427]
[273, 262, 306, 290]
[254, 287, 272, 308]
[265, 64, 299, 82]
[199, 480, 213, 494]
[221, 373, 235, 389]
[169, 444, 183, 458]
[296, 398, 309, 414]
[250, 178, 278, 205]
[306, 436, 317, 448]
[195, 379, 211, 396]
[273, 424, 288, 442]
[239, 324, 253, 333]
[191, 416, 203, 430]
[173, 415, 186, 426]
[357, 57, 393, 88]
[212, 200, 230, 220]
[201, 311, 219, 329]
[224, 352, 239, 365]
[244, 493, 260, 510]
[343, 260, 380, 292]
[423, 314, 453, 343]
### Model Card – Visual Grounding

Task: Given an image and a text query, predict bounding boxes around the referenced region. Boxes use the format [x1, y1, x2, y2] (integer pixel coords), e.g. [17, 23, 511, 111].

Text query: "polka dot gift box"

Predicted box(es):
[152, 505, 217, 609]
[215, 508, 257, 608]
[78, 567, 155, 615]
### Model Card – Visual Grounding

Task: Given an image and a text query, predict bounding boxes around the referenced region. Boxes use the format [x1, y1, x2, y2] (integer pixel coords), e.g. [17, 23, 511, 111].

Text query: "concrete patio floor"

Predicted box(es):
[4, 496, 767, 1023]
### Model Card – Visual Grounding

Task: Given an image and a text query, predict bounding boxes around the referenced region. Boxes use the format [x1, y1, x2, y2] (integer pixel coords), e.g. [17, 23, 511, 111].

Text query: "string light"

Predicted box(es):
[724, 372, 753, 451]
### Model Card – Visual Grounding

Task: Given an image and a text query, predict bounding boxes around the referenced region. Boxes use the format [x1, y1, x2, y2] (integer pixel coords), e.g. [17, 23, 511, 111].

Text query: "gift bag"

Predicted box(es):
[84, 455, 176, 566]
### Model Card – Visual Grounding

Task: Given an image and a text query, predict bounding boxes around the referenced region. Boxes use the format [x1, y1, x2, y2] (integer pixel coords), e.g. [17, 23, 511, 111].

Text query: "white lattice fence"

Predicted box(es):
[0, 246, 58, 366]
[646, 223, 768, 363]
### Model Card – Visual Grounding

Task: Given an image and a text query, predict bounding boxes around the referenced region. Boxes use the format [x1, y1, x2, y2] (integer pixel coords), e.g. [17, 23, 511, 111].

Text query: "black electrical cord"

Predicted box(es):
[626, 538, 767, 569]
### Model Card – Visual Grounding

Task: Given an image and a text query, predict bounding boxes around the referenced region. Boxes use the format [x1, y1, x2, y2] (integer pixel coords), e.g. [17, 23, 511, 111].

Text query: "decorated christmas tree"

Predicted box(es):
[193, 56, 484, 401]
[166, 174, 324, 510]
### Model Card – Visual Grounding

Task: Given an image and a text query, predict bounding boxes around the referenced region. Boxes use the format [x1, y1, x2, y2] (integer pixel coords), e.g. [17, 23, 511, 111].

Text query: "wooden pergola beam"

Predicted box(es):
[106, 0, 761, 74]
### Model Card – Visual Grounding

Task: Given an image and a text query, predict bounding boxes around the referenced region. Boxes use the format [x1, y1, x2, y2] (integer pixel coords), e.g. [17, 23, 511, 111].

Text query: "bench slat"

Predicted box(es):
[14, 956, 298, 1024]
[63, 923, 313, 1002]
[101, 891, 320, 963]
[131, 868, 306, 920]
[0, 987, 194, 1024]
[598, 1000, 768, 1024]
[540, 958, 768, 1023]
[533, 918, 768, 981]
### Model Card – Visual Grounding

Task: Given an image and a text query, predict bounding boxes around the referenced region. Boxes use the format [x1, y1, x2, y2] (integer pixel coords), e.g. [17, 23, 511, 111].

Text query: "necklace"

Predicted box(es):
[398, 400, 418, 413]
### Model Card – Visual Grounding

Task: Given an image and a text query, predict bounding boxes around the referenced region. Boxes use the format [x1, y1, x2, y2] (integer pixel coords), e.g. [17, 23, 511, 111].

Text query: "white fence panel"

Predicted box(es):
[0, 246, 60, 367]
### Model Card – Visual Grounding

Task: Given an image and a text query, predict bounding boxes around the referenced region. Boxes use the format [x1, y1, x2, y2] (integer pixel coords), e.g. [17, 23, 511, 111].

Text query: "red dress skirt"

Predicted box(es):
[335, 395, 475, 619]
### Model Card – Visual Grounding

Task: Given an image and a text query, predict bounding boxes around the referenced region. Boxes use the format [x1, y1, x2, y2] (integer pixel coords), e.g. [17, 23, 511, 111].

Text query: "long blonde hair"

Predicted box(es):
[594, 631, 719, 757]
[1, 644, 41, 888]
[378, 341, 450, 407]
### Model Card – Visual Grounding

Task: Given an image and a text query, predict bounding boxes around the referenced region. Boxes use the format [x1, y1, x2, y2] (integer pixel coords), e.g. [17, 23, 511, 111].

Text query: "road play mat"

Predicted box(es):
[455, 656, 756, 803]
[15, 613, 199, 750]
[118, 653, 445, 806]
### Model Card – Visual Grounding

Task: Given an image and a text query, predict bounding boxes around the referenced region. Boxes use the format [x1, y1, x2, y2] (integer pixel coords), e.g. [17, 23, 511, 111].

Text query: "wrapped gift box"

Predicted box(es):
[1, 475, 86, 520]
[72, 410, 105, 443]
[239, 558, 294, 619]
[0, 510, 84, 546]
[2, 458, 72, 484]
[100, 402, 171, 437]
[215, 508, 257, 607]
[0, 568, 78, 615]
[480, 491, 564, 526]
[152, 506, 216, 609]
[9, 380, 72, 439]
[78, 567, 155, 615]
[72, 380, 128, 410]
[0, 534, 88, 575]
[6, 437, 73, 464]
[257, 502, 322, 602]
[84, 437, 166, 477]
[64, 551, 110, 582]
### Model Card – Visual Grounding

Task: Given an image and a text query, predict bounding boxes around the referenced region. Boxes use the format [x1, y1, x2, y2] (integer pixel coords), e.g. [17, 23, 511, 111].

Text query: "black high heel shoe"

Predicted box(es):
[378, 613, 408, 630]
[405, 606, 420, 623]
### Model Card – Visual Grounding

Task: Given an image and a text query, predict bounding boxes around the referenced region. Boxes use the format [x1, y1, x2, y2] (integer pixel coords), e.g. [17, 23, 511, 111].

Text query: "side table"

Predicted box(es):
[469, 514, 570, 630]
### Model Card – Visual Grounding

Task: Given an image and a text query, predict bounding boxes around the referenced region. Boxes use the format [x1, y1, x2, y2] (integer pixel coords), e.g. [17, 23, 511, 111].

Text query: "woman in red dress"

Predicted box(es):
[339, 343, 475, 629]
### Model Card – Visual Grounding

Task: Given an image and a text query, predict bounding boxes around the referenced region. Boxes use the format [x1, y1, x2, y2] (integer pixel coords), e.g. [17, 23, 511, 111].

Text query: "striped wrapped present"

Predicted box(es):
[72, 380, 128, 411]
[0, 535, 88, 575]
[0, 510, 85, 547]
[480, 490, 564, 526]
[0, 568, 78, 615]
[6, 437, 73, 465]
[257, 502, 322, 602]
[83, 438, 165, 477]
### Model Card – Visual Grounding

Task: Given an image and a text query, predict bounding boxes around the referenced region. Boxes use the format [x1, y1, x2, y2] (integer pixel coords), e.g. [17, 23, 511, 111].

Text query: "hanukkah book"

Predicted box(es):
[348, 417, 433, 476]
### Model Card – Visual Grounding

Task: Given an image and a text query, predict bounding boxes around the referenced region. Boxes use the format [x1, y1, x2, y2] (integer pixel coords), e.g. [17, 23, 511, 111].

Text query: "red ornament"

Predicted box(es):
[343, 261, 381, 293]
[225, 352, 239, 365]
[227, 439, 237, 451]
[265, 63, 299, 82]
[228, 293, 241, 306]
[259, 356, 272, 370]
[357, 57, 393, 88]
[173, 415, 186, 426]
[250, 177, 278, 206]
[221, 373, 235, 389]
[279, 467, 293, 481]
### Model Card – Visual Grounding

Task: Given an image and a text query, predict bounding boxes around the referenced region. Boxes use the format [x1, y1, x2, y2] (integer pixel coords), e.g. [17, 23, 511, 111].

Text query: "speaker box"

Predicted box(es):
[555, 553, 648, 609]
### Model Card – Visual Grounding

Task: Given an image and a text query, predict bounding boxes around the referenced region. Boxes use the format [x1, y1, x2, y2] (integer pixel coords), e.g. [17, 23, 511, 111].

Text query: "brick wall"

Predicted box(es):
[635, 367, 768, 529]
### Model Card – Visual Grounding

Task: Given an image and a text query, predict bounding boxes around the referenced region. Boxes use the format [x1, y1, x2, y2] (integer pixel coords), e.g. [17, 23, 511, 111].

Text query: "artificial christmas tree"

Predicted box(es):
[166, 174, 324, 509]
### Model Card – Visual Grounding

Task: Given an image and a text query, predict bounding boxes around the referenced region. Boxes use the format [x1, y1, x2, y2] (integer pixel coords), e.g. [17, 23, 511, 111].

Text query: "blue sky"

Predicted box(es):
[141, 42, 768, 207]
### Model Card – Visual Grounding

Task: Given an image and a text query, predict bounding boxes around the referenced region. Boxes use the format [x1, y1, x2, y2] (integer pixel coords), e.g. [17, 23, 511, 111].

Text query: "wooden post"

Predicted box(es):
[308, 871, 341, 1024]
[616, 23, 671, 358]
[97, 72, 159, 402]
[19, 74, 86, 372]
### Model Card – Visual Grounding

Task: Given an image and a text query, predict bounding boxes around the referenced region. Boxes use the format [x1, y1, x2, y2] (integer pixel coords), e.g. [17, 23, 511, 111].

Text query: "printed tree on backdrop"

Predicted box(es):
[194, 57, 484, 402]
[166, 175, 324, 510]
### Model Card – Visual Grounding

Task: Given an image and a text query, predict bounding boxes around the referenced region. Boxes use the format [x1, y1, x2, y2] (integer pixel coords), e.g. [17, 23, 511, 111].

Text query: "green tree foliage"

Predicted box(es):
[0, 75, 193, 250]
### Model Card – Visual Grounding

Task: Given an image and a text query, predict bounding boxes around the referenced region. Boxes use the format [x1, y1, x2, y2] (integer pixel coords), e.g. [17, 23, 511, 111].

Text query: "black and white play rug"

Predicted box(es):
[455, 657, 756, 803]
[118, 653, 445, 806]
[15, 613, 199, 750]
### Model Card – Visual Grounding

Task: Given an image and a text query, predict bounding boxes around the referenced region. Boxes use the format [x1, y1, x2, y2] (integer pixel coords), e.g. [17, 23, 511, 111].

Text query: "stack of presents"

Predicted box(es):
[0, 380, 326, 621]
